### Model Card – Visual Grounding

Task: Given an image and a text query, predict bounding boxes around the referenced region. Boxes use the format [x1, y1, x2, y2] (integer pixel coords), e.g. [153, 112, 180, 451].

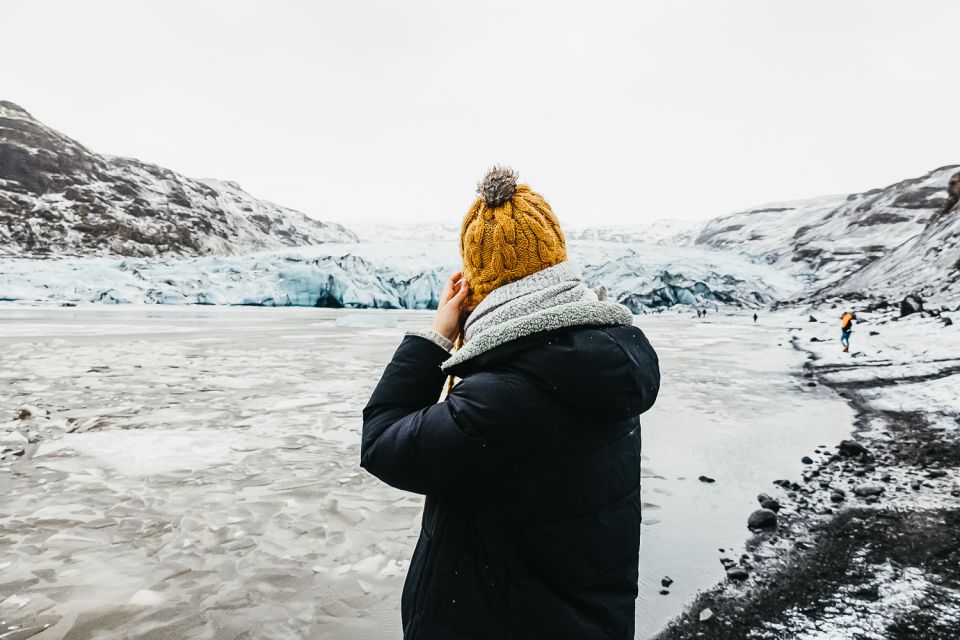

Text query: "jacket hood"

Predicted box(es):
[445, 322, 660, 421]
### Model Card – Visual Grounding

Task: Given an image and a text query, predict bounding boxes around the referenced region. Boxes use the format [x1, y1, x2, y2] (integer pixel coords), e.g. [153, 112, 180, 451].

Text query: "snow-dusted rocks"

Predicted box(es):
[838, 196, 960, 304]
[0, 101, 355, 258]
[694, 165, 959, 297]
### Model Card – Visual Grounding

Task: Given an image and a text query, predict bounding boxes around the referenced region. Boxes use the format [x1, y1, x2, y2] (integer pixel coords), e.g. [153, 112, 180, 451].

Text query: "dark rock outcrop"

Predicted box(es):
[943, 170, 960, 215]
[0, 101, 356, 258]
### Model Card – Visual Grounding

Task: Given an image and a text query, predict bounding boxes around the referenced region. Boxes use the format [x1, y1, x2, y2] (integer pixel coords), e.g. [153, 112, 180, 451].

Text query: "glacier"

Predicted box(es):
[0, 240, 798, 313]
[0, 239, 800, 311]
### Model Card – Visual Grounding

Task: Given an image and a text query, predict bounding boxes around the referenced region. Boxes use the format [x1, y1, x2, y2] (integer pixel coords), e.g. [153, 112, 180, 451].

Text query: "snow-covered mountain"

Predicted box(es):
[691, 165, 960, 305]
[0, 101, 356, 258]
[2, 99, 956, 310]
[837, 185, 960, 302]
[566, 219, 701, 246]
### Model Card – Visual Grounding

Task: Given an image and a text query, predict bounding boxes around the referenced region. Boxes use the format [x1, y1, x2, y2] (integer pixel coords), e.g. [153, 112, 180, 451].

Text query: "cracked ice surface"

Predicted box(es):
[0, 307, 425, 640]
[0, 306, 854, 639]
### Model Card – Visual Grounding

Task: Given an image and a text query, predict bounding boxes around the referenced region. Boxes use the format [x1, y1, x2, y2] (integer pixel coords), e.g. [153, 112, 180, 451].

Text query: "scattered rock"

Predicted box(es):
[926, 469, 948, 479]
[838, 440, 868, 457]
[869, 330, 880, 336]
[698, 475, 716, 483]
[661, 576, 673, 588]
[851, 584, 880, 601]
[801, 456, 813, 464]
[659, 589, 670, 595]
[900, 294, 923, 317]
[747, 508, 778, 530]
[16, 408, 32, 420]
[760, 498, 781, 513]
[830, 492, 845, 503]
[699, 607, 714, 622]
[943, 317, 954, 327]
[808, 315, 818, 322]
[853, 484, 884, 497]
[726, 566, 749, 581]
[756, 493, 773, 505]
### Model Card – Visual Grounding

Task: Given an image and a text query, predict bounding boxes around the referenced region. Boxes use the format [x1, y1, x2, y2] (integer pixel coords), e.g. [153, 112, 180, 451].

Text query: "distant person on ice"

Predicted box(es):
[361, 167, 661, 639]
[840, 311, 856, 352]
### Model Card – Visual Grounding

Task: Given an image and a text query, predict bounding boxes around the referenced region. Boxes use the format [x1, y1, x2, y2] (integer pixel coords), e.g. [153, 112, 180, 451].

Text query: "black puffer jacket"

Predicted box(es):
[361, 323, 660, 639]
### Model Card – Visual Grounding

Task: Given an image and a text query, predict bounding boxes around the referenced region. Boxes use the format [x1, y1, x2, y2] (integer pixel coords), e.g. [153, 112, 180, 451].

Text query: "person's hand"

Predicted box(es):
[433, 271, 468, 343]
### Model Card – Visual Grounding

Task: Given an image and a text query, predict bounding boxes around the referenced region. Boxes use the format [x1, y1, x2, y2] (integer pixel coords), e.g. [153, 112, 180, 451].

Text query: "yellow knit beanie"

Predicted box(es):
[460, 167, 567, 309]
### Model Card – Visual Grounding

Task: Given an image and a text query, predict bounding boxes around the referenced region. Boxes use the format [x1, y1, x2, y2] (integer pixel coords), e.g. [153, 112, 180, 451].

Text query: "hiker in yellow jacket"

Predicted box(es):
[840, 311, 856, 352]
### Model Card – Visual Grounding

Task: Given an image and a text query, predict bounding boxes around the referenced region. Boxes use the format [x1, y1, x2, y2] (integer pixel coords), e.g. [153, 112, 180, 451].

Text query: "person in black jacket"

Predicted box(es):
[361, 167, 660, 639]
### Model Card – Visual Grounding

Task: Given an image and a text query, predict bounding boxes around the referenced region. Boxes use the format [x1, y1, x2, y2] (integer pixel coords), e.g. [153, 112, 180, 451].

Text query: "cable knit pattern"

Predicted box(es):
[460, 167, 567, 309]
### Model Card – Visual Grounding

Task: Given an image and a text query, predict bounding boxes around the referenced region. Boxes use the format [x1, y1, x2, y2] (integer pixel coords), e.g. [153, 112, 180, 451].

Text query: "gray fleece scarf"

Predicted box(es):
[441, 261, 633, 372]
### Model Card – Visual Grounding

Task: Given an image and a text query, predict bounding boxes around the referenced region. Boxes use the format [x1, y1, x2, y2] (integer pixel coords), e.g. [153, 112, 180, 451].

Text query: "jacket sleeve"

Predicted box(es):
[360, 334, 512, 496]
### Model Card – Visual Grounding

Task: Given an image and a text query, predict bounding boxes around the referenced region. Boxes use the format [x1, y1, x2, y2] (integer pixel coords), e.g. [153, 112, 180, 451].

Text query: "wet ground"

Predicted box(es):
[0, 306, 853, 639]
[654, 307, 960, 640]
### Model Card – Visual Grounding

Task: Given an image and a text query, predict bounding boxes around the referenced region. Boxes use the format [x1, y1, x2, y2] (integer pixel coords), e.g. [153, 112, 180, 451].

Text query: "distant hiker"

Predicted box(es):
[753, 312, 758, 323]
[840, 311, 856, 352]
[361, 166, 661, 640]
[697, 308, 702, 318]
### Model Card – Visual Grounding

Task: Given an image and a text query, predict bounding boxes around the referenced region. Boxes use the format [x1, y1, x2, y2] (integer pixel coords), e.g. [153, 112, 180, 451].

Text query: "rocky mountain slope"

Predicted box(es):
[2, 98, 956, 309]
[0, 101, 355, 258]
[838, 177, 960, 302]
[692, 165, 960, 305]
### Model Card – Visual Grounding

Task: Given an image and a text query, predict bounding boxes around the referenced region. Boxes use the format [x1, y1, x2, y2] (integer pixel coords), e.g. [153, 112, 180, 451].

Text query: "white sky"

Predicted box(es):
[3, 0, 959, 228]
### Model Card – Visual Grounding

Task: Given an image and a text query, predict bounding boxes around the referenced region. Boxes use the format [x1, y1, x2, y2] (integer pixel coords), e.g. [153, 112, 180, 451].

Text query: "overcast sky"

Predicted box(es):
[4, 0, 959, 227]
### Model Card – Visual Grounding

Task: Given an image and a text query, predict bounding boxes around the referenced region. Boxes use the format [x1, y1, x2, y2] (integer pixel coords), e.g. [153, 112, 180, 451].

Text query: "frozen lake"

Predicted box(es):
[0, 306, 854, 639]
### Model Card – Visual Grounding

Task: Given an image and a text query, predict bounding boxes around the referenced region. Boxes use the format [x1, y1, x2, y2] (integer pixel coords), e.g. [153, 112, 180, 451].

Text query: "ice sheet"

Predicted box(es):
[0, 307, 853, 639]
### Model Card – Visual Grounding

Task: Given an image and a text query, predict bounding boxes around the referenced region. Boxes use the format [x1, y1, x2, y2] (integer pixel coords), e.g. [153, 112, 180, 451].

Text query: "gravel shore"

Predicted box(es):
[654, 307, 960, 640]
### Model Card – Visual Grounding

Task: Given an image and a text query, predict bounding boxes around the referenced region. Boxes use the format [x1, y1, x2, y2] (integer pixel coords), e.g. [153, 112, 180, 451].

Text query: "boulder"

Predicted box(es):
[853, 484, 884, 497]
[747, 508, 778, 529]
[760, 498, 781, 513]
[838, 440, 868, 457]
[726, 566, 749, 581]
[900, 294, 924, 317]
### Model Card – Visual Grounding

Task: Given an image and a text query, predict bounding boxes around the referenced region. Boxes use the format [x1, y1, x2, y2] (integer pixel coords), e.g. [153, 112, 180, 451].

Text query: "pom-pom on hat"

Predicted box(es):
[460, 166, 567, 309]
